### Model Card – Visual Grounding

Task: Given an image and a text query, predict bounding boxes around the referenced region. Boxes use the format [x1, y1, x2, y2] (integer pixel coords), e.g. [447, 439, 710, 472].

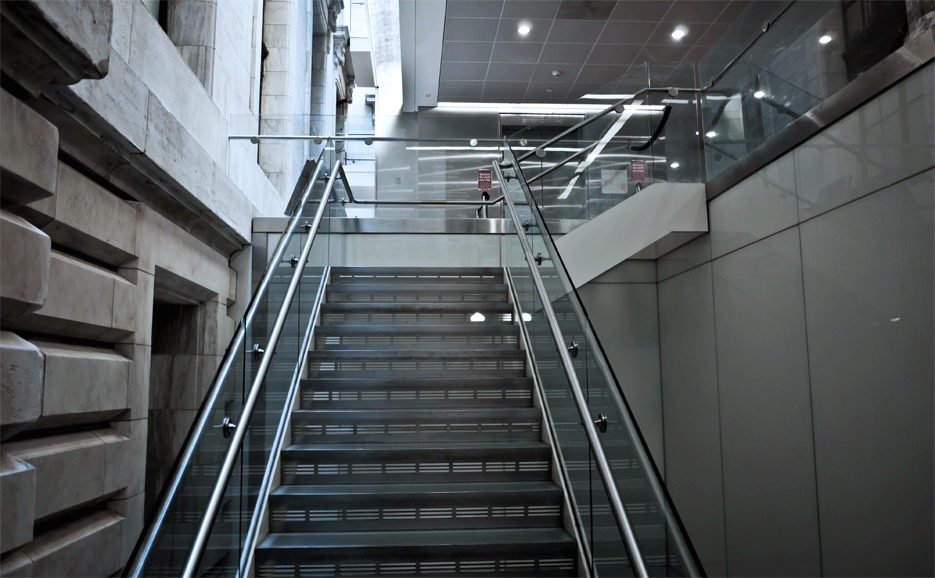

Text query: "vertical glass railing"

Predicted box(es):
[498, 141, 704, 577]
[125, 147, 346, 577]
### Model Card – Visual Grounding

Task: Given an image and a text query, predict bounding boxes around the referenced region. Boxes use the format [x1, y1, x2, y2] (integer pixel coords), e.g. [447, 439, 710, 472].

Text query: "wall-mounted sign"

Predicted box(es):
[477, 169, 492, 192]
[631, 161, 645, 182]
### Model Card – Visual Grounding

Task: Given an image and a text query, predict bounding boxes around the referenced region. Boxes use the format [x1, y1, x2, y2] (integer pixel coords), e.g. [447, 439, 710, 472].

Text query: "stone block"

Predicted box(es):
[117, 269, 153, 347]
[0, 453, 36, 554]
[108, 492, 144, 567]
[0, 89, 58, 206]
[0, 550, 32, 577]
[103, 420, 146, 497]
[11, 251, 134, 342]
[115, 344, 151, 421]
[0, 1, 111, 95]
[4, 431, 105, 521]
[105, 273, 139, 342]
[32, 341, 129, 421]
[25, 162, 138, 267]
[0, 211, 50, 321]
[0, 332, 43, 441]
[166, 0, 218, 47]
[67, 49, 150, 154]
[21, 509, 122, 578]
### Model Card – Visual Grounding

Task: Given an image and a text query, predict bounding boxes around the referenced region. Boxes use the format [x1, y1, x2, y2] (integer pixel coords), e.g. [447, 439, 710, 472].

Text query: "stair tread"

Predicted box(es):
[293, 407, 541, 417]
[285, 441, 549, 451]
[272, 481, 560, 497]
[327, 283, 507, 293]
[257, 527, 575, 549]
[331, 266, 503, 277]
[316, 324, 518, 335]
[321, 302, 513, 312]
[304, 376, 533, 386]
[307, 349, 524, 359]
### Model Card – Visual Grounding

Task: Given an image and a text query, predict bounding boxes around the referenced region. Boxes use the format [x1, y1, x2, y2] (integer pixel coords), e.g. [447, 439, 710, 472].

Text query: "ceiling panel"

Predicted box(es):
[539, 43, 595, 64]
[487, 62, 537, 82]
[442, 41, 495, 63]
[445, 18, 500, 42]
[445, 0, 504, 19]
[490, 42, 545, 63]
[435, 0, 767, 104]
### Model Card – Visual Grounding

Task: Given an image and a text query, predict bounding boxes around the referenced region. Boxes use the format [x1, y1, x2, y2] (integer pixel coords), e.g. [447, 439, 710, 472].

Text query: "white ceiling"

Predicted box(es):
[431, 0, 767, 104]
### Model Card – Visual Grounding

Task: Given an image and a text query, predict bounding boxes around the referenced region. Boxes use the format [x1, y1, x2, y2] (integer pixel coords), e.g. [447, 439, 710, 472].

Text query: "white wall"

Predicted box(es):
[657, 63, 934, 576]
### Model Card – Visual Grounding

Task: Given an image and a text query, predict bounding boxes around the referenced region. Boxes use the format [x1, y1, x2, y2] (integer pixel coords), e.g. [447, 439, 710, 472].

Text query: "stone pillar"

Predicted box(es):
[165, 0, 217, 95]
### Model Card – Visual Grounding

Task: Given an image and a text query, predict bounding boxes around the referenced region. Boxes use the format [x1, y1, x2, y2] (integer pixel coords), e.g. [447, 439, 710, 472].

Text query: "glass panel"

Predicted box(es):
[501, 140, 702, 576]
[134, 149, 338, 576]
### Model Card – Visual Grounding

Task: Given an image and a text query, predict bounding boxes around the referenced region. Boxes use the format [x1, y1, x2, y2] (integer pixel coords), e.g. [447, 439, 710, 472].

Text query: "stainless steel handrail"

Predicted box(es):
[181, 161, 343, 577]
[492, 159, 649, 578]
[124, 153, 328, 577]
[502, 142, 703, 576]
[237, 266, 331, 577]
[514, 0, 796, 165]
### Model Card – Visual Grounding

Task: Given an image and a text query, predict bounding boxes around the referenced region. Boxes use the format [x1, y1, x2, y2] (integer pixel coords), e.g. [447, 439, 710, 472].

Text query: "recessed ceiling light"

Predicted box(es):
[518, 24, 531, 35]
[819, 34, 832, 44]
[706, 130, 717, 138]
[670, 162, 680, 168]
[753, 90, 765, 99]
[546, 89, 553, 92]
[671, 25, 688, 40]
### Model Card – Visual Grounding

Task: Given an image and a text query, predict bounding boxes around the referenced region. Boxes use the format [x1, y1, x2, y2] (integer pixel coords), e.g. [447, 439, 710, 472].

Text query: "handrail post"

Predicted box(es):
[181, 161, 343, 578]
[492, 160, 649, 578]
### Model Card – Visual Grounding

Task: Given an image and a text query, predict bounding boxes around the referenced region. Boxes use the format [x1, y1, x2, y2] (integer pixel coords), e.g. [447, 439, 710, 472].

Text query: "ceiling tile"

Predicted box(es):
[538, 43, 594, 64]
[445, 18, 500, 42]
[715, 0, 753, 24]
[490, 41, 545, 63]
[694, 23, 732, 47]
[598, 21, 655, 45]
[487, 62, 537, 82]
[437, 80, 485, 99]
[482, 81, 531, 101]
[524, 81, 573, 101]
[445, 0, 504, 19]
[576, 63, 629, 84]
[556, 1, 616, 20]
[440, 62, 490, 81]
[442, 41, 495, 63]
[547, 20, 608, 43]
[568, 82, 606, 100]
[645, 22, 700, 46]
[531, 62, 581, 83]
[502, 1, 562, 21]
[609, 1, 673, 22]
[661, 1, 731, 24]
[586, 43, 642, 65]
[495, 18, 553, 42]
[636, 44, 694, 64]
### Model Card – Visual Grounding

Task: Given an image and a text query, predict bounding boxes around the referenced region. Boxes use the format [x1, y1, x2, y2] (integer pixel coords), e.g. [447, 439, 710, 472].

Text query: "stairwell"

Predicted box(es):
[254, 267, 578, 577]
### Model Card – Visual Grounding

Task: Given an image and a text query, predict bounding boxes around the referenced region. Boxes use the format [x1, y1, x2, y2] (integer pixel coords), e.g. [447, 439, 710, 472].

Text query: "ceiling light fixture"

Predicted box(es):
[670, 162, 680, 168]
[753, 90, 765, 99]
[819, 34, 832, 44]
[671, 25, 688, 40]
[706, 130, 717, 138]
[518, 24, 531, 35]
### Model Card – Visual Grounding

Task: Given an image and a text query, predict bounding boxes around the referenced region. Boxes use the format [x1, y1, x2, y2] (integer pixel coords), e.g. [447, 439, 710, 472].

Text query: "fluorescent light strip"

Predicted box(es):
[435, 102, 608, 114]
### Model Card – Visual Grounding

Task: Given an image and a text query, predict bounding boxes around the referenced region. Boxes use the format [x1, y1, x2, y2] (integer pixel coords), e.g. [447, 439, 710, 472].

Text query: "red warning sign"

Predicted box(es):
[477, 169, 492, 192]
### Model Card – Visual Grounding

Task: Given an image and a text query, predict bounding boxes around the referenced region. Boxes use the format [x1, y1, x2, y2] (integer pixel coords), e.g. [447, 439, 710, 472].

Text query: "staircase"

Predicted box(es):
[254, 267, 578, 577]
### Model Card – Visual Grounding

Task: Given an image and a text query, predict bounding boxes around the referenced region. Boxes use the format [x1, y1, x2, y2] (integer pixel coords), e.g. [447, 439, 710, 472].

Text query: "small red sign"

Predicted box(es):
[631, 161, 645, 182]
[477, 169, 492, 192]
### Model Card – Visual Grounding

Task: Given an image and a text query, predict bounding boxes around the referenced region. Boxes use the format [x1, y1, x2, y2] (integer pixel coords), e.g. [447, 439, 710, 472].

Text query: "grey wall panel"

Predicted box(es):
[712, 228, 821, 577]
[799, 170, 935, 577]
[658, 263, 726, 577]
[577, 280, 664, 468]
